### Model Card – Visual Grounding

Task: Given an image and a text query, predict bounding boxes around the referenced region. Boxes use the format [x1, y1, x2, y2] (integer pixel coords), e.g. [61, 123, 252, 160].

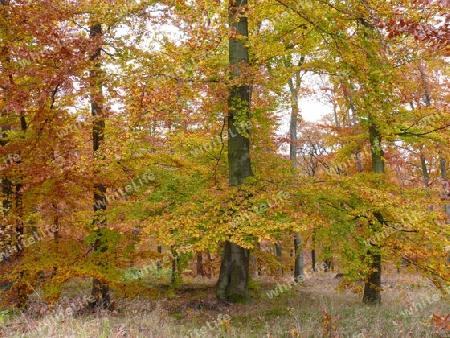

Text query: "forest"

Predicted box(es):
[1, 0, 450, 337]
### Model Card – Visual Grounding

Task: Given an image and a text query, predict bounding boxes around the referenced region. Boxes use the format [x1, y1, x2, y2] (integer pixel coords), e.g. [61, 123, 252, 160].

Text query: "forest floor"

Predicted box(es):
[1, 267, 450, 338]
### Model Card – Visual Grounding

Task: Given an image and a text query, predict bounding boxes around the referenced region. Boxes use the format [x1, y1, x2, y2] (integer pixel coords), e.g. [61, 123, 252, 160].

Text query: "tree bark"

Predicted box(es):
[217, 241, 251, 303]
[89, 22, 110, 309]
[440, 158, 450, 262]
[294, 234, 304, 281]
[311, 231, 316, 272]
[0, 129, 12, 264]
[420, 153, 429, 187]
[440, 158, 447, 181]
[275, 243, 283, 275]
[216, 0, 252, 304]
[196, 252, 204, 277]
[170, 246, 178, 285]
[14, 114, 27, 258]
[0, 0, 13, 262]
[287, 62, 304, 282]
[363, 122, 383, 304]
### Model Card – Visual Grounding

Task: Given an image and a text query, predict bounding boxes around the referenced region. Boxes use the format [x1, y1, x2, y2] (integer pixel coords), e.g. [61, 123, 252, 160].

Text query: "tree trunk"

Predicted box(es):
[14, 114, 27, 258]
[89, 21, 110, 309]
[196, 252, 204, 277]
[294, 234, 304, 281]
[440, 158, 450, 262]
[216, 0, 252, 304]
[170, 246, 178, 285]
[418, 64, 431, 107]
[0, 0, 13, 263]
[0, 1, 31, 307]
[363, 248, 381, 304]
[217, 241, 251, 303]
[420, 153, 430, 187]
[157, 245, 162, 270]
[275, 243, 283, 275]
[363, 122, 383, 304]
[287, 63, 304, 282]
[441, 158, 447, 181]
[311, 231, 316, 272]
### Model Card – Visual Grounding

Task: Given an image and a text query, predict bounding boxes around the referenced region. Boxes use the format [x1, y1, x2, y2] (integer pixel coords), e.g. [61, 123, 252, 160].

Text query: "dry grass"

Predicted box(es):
[1, 270, 450, 338]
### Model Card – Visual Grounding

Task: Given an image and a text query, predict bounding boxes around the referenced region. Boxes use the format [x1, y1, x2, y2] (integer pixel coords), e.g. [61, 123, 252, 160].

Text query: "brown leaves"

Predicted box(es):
[431, 313, 450, 333]
[319, 306, 341, 337]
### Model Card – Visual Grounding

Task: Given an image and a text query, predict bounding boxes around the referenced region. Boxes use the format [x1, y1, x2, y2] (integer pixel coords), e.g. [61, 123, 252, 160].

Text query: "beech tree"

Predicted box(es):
[89, 19, 111, 308]
[0, 0, 449, 311]
[216, 0, 253, 304]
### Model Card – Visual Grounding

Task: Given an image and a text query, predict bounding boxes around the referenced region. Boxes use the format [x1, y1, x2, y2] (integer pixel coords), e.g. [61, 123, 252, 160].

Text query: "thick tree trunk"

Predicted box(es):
[216, 0, 252, 304]
[216, 241, 250, 303]
[363, 249, 381, 303]
[363, 122, 383, 304]
[89, 22, 110, 309]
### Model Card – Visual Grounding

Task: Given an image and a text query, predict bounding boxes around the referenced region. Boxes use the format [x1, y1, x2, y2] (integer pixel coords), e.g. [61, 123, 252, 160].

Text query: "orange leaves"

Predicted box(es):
[319, 306, 341, 337]
[431, 313, 450, 333]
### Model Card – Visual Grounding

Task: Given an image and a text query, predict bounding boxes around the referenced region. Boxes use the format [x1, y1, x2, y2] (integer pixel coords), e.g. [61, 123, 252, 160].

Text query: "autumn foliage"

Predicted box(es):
[0, 0, 449, 310]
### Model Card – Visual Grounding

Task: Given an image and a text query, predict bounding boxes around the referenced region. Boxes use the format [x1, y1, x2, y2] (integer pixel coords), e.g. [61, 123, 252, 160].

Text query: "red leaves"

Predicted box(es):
[377, 15, 450, 52]
[416, 0, 450, 5]
[372, 0, 450, 52]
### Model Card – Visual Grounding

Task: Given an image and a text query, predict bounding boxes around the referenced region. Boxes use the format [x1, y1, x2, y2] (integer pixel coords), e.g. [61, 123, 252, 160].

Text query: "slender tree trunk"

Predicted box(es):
[288, 65, 304, 282]
[440, 158, 450, 262]
[0, 135, 13, 266]
[170, 246, 179, 285]
[14, 114, 27, 258]
[418, 64, 431, 107]
[274, 243, 283, 275]
[418, 65, 432, 190]
[311, 231, 316, 272]
[196, 252, 204, 277]
[157, 245, 162, 270]
[420, 153, 430, 187]
[0, 0, 13, 262]
[89, 22, 110, 309]
[363, 122, 383, 304]
[349, 102, 363, 172]
[0, 138, 12, 263]
[0, 1, 31, 307]
[216, 0, 252, 303]
[440, 158, 447, 182]
[294, 234, 303, 280]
